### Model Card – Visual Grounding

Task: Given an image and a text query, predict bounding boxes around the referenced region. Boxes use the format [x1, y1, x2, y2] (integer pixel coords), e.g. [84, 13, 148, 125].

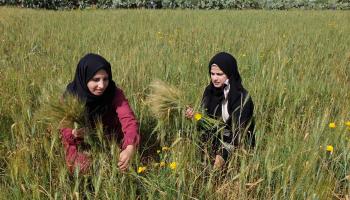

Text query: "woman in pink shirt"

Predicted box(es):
[61, 53, 140, 174]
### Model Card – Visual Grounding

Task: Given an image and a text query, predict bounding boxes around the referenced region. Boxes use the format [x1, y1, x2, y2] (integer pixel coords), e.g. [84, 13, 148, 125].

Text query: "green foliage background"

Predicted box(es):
[0, 8, 349, 199]
[0, 0, 350, 9]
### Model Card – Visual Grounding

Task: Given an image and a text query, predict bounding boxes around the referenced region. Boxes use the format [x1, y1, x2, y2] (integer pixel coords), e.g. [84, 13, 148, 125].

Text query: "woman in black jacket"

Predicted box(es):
[186, 52, 255, 168]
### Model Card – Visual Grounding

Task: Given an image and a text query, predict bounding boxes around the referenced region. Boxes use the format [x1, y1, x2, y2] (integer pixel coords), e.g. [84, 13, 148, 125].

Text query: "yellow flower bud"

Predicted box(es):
[329, 122, 336, 128]
[326, 145, 334, 153]
[194, 113, 202, 121]
[345, 121, 350, 127]
[137, 166, 147, 174]
[169, 162, 177, 170]
[162, 146, 169, 151]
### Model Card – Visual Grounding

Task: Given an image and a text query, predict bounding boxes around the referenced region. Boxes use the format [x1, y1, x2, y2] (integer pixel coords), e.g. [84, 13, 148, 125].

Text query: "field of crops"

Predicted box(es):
[0, 8, 349, 199]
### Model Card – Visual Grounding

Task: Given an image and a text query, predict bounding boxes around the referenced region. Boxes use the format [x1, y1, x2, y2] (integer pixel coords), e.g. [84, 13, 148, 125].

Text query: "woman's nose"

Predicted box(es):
[98, 81, 105, 88]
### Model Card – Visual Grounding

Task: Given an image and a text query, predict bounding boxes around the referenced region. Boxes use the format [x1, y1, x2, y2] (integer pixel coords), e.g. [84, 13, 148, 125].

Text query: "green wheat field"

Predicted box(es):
[0, 7, 349, 199]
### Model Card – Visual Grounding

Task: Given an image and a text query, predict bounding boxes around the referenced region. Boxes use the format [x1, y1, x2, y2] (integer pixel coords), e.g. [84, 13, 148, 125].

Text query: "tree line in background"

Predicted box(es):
[0, 0, 349, 9]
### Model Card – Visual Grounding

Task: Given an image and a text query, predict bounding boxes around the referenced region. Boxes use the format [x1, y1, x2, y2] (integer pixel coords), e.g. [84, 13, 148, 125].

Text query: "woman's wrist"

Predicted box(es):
[72, 127, 85, 139]
[72, 128, 78, 138]
[125, 144, 135, 152]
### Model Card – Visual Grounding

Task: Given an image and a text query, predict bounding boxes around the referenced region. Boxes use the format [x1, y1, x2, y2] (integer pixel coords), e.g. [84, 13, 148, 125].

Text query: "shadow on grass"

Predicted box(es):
[138, 117, 162, 164]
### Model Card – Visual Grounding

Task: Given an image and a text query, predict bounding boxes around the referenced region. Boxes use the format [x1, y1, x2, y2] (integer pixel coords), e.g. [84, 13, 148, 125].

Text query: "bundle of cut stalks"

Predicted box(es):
[146, 80, 186, 121]
[36, 94, 86, 130]
[146, 80, 225, 138]
[36, 93, 106, 149]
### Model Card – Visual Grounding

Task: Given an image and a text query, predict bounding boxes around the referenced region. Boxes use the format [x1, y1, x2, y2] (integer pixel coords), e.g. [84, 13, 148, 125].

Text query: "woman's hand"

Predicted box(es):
[72, 127, 86, 139]
[185, 106, 194, 119]
[118, 145, 136, 172]
[214, 155, 225, 169]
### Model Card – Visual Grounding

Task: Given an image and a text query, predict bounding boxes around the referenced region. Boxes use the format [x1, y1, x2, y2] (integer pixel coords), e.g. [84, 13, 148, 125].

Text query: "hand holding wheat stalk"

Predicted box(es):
[36, 93, 106, 149]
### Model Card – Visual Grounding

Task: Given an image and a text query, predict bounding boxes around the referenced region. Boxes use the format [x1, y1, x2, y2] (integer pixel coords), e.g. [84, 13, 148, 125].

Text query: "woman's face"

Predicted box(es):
[210, 65, 228, 88]
[87, 69, 109, 96]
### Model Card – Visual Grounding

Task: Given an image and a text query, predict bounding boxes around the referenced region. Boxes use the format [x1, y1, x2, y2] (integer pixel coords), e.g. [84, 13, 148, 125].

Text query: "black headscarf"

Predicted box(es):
[202, 52, 245, 118]
[65, 53, 116, 123]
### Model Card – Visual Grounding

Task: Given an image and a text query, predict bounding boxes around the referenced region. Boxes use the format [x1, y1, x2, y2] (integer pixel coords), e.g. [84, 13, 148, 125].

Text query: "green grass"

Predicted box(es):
[0, 7, 349, 199]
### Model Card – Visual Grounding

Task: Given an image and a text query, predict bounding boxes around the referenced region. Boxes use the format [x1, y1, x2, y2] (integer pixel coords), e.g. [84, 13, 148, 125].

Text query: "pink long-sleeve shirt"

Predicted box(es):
[60, 87, 140, 173]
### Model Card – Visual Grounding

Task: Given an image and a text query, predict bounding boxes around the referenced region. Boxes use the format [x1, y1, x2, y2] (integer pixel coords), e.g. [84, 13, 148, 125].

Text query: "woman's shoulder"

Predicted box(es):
[114, 86, 124, 95]
[243, 89, 253, 101]
[111, 87, 128, 105]
[240, 90, 254, 110]
[202, 84, 213, 96]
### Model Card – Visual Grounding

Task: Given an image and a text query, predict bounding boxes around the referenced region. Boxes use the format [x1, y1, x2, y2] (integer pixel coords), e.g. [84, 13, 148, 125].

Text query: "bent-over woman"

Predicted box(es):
[60, 53, 140, 174]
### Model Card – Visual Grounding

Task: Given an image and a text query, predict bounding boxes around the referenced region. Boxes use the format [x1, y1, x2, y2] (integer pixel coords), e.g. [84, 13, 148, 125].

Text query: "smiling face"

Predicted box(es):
[87, 69, 109, 96]
[210, 65, 228, 88]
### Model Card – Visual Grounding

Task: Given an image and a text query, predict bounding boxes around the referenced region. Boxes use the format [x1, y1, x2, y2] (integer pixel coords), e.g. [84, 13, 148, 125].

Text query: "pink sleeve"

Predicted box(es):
[114, 88, 140, 149]
[60, 128, 83, 148]
[60, 128, 76, 147]
[59, 96, 79, 148]
[60, 128, 90, 174]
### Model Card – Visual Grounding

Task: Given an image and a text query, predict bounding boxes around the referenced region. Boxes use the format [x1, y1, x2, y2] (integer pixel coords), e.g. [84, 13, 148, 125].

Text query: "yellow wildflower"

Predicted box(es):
[194, 113, 202, 121]
[162, 146, 169, 151]
[326, 145, 334, 153]
[329, 122, 336, 128]
[160, 161, 166, 167]
[169, 162, 177, 170]
[345, 121, 350, 127]
[157, 150, 161, 154]
[137, 166, 147, 174]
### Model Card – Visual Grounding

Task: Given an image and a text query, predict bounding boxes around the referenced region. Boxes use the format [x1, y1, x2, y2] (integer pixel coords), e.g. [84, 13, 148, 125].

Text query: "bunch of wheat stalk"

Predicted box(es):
[36, 94, 86, 130]
[36, 94, 107, 149]
[146, 80, 186, 122]
[146, 80, 224, 132]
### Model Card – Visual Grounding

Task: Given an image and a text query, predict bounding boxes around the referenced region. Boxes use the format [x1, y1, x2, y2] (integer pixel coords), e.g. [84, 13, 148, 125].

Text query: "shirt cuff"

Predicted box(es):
[122, 134, 140, 150]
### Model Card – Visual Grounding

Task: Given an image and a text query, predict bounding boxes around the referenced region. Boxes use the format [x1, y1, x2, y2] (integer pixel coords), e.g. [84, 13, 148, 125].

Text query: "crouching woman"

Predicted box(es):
[186, 52, 255, 169]
[60, 53, 140, 174]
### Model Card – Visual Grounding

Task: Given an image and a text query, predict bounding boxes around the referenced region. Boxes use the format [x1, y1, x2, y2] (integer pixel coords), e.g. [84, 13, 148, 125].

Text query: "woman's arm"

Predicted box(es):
[113, 88, 140, 149]
[60, 128, 77, 147]
[235, 96, 254, 132]
[113, 88, 140, 171]
[60, 128, 85, 148]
